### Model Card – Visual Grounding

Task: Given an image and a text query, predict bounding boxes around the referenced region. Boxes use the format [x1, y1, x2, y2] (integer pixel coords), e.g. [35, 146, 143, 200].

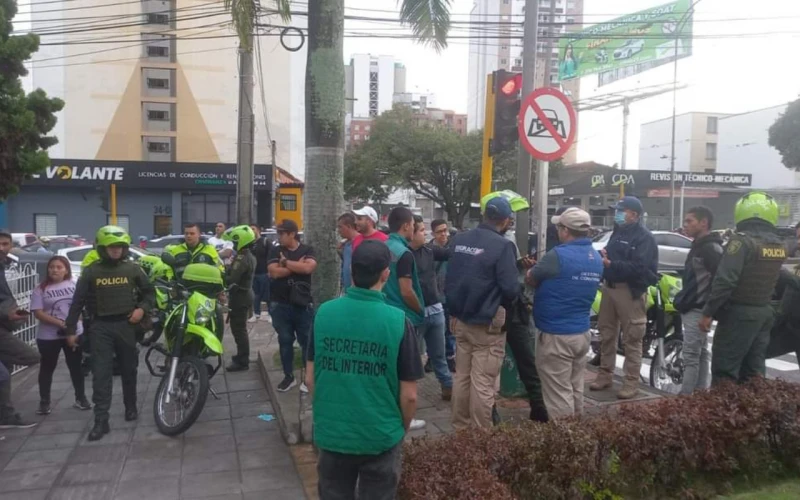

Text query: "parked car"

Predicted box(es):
[10, 233, 38, 248]
[144, 235, 207, 255]
[592, 230, 692, 269]
[22, 237, 85, 253]
[613, 39, 645, 60]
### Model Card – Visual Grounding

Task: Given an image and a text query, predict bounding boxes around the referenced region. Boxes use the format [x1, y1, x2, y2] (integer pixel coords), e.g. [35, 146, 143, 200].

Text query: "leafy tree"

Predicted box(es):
[769, 98, 800, 171]
[344, 108, 515, 228]
[227, 0, 453, 304]
[0, 0, 64, 199]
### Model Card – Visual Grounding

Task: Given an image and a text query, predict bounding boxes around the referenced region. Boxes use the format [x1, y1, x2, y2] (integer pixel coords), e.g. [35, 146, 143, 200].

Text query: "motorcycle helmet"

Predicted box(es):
[221, 225, 256, 252]
[95, 225, 131, 248]
[734, 191, 779, 227]
[480, 190, 530, 214]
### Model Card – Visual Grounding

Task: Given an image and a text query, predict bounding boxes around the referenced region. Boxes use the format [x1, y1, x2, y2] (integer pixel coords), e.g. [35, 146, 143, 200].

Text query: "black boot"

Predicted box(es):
[88, 420, 110, 441]
[529, 401, 549, 423]
[226, 358, 249, 372]
[124, 407, 138, 422]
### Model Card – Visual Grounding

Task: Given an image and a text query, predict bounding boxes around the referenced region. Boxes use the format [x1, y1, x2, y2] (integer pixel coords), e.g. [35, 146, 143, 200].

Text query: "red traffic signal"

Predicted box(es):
[499, 74, 523, 96]
[491, 70, 522, 156]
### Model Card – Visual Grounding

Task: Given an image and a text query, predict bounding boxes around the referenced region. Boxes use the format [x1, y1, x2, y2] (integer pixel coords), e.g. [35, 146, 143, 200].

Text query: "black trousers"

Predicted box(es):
[91, 319, 138, 422]
[317, 442, 402, 500]
[37, 338, 85, 403]
[504, 316, 548, 418]
[228, 302, 250, 364]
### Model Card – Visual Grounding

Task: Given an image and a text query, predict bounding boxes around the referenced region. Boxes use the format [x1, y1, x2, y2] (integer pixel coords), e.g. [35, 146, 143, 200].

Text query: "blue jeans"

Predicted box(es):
[252, 274, 269, 315]
[270, 302, 313, 377]
[416, 311, 452, 388]
[680, 309, 710, 395]
[443, 306, 456, 359]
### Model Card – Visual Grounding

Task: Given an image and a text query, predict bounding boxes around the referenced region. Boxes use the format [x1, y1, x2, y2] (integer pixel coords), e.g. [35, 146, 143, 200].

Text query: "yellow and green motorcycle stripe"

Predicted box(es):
[162, 292, 222, 355]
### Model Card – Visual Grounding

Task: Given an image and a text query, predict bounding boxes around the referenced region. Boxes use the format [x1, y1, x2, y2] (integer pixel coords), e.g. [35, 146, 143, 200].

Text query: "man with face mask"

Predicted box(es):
[445, 197, 520, 429]
[589, 196, 658, 400]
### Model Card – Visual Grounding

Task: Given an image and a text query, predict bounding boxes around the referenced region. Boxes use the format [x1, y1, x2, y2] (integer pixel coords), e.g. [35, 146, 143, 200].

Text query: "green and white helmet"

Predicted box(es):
[95, 225, 131, 248]
[480, 190, 530, 214]
[221, 225, 256, 252]
[734, 191, 778, 227]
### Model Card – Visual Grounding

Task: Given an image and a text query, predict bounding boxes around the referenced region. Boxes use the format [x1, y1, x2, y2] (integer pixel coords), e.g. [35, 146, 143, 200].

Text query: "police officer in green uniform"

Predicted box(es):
[165, 223, 225, 278]
[700, 192, 786, 385]
[222, 226, 257, 372]
[65, 226, 154, 441]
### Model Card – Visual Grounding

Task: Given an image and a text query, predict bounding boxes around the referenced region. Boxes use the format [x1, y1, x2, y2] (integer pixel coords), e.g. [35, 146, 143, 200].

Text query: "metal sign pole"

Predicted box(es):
[535, 161, 549, 259]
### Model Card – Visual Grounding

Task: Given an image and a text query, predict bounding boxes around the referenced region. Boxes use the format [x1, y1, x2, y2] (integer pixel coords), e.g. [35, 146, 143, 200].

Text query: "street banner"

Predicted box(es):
[558, 0, 693, 83]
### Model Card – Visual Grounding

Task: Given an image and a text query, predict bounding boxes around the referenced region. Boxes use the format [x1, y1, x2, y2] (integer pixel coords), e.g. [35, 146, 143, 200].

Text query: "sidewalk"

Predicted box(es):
[0, 321, 305, 500]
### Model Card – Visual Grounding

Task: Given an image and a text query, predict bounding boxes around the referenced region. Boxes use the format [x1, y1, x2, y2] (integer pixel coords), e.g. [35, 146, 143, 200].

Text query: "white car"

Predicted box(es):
[58, 245, 150, 278]
[592, 230, 692, 269]
[613, 39, 645, 60]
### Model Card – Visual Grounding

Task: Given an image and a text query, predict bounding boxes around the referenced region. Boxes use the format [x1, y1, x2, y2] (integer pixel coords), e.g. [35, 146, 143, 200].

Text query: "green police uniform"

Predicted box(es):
[312, 287, 407, 455]
[81, 249, 101, 270]
[221, 226, 257, 371]
[165, 241, 225, 278]
[66, 240, 154, 427]
[384, 233, 425, 326]
[703, 192, 786, 385]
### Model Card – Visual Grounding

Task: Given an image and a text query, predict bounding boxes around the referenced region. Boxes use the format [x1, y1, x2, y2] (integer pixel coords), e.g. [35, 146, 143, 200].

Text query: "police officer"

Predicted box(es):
[222, 226, 257, 372]
[165, 223, 225, 278]
[65, 226, 154, 441]
[700, 192, 786, 385]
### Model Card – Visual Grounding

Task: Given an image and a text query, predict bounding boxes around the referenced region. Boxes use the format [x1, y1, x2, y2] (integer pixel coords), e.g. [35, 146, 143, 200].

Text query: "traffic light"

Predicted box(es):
[491, 70, 522, 156]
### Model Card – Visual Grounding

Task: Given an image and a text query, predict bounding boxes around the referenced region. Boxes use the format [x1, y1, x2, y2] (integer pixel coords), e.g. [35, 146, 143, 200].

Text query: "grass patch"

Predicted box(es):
[719, 480, 800, 499]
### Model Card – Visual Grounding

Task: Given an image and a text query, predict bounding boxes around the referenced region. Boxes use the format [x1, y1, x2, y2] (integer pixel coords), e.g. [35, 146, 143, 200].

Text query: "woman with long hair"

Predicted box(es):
[30, 256, 91, 415]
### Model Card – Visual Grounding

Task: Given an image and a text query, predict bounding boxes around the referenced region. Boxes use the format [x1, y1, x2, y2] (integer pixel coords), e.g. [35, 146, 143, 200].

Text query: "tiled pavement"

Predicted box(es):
[0, 326, 306, 500]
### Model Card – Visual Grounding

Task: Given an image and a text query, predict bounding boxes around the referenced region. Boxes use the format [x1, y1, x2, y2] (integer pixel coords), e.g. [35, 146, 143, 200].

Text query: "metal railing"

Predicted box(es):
[5, 262, 39, 375]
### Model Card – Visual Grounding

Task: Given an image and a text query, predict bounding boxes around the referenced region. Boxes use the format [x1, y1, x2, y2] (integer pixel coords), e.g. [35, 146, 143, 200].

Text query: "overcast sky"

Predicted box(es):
[343, 0, 800, 168]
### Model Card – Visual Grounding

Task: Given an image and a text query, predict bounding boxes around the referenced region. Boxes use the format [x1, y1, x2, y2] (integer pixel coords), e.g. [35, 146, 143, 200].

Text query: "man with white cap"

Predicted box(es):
[527, 207, 603, 418]
[352, 206, 388, 252]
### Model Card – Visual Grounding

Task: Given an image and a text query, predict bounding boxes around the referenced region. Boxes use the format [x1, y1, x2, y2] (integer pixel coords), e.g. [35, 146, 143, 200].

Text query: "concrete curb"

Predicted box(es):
[258, 351, 299, 445]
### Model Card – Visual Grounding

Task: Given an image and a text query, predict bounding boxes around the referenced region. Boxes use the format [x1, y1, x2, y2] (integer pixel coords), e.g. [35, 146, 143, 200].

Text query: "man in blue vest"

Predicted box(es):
[528, 208, 602, 418]
[305, 240, 424, 500]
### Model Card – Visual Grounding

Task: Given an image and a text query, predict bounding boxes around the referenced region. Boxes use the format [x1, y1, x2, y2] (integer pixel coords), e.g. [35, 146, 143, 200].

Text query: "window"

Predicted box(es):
[148, 110, 169, 121]
[500, 58, 507, 65]
[147, 78, 169, 89]
[354, 134, 360, 140]
[106, 215, 130, 232]
[365, 125, 371, 131]
[706, 116, 718, 134]
[64, 248, 91, 264]
[147, 46, 169, 57]
[280, 194, 298, 211]
[655, 234, 692, 249]
[148, 141, 170, 153]
[705, 142, 717, 161]
[34, 214, 57, 236]
[147, 13, 169, 25]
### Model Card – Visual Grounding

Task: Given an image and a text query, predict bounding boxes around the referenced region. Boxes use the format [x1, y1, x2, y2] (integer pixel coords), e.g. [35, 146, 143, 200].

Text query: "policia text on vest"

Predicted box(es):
[316, 338, 391, 377]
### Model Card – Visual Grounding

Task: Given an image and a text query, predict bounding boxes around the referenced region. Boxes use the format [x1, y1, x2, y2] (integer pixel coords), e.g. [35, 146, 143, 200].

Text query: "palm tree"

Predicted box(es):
[225, 0, 452, 304]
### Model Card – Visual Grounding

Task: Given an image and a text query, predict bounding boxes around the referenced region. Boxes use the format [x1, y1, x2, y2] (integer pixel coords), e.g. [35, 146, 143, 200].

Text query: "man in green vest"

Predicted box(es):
[305, 240, 424, 500]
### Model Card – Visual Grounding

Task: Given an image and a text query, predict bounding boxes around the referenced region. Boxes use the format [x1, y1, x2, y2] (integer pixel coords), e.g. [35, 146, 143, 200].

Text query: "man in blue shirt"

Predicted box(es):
[337, 213, 358, 292]
[527, 208, 602, 418]
[446, 197, 519, 429]
[589, 196, 658, 399]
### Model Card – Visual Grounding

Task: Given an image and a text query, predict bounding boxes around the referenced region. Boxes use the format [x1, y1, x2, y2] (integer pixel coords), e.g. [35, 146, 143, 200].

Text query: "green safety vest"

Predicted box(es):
[384, 233, 425, 326]
[312, 287, 406, 455]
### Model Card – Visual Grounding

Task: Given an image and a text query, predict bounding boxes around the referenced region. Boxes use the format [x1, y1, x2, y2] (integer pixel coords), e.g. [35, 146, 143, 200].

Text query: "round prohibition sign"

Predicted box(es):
[517, 87, 577, 162]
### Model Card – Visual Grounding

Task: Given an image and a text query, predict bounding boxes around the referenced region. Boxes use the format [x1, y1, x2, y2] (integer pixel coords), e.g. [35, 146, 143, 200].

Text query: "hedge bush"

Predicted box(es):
[399, 378, 800, 500]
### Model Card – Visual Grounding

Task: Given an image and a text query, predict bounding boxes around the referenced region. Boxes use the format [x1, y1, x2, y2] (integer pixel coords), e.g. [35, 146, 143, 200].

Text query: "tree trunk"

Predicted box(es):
[304, 0, 346, 305]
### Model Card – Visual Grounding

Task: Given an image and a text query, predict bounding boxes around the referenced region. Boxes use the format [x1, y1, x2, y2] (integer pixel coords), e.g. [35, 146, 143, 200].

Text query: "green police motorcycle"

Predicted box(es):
[144, 256, 226, 436]
[589, 272, 685, 394]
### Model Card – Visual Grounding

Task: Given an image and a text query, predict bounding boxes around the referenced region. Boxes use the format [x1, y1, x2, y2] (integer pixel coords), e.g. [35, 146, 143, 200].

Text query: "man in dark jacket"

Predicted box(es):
[673, 207, 723, 394]
[446, 197, 519, 429]
[590, 196, 658, 399]
[410, 216, 452, 401]
[249, 225, 270, 322]
[0, 230, 40, 428]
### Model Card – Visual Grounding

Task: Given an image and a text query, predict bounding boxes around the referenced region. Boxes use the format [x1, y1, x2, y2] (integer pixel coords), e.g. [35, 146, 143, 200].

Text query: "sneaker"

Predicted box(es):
[36, 401, 51, 415]
[409, 419, 426, 430]
[423, 359, 433, 373]
[0, 413, 38, 429]
[277, 375, 296, 392]
[74, 396, 92, 411]
[299, 382, 309, 394]
[247, 315, 259, 323]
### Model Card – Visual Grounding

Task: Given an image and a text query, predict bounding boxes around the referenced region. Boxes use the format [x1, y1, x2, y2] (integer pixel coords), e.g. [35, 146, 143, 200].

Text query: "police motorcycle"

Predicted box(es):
[143, 255, 226, 436]
[589, 272, 685, 394]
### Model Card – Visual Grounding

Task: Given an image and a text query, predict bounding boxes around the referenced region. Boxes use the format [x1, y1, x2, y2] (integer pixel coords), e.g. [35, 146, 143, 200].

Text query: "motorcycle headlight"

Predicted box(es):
[195, 309, 212, 326]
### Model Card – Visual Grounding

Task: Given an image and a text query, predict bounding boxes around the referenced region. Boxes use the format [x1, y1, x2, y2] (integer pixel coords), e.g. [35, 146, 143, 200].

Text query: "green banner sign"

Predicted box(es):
[558, 0, 693, 82]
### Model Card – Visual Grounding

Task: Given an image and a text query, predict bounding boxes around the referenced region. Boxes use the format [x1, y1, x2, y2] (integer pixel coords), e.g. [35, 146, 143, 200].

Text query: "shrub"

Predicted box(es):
[399, 379, 800, 500]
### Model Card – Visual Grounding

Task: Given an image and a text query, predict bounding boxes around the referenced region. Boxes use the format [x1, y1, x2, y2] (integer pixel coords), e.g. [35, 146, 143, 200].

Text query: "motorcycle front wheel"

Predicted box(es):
[154, 356, 209, 436]
[649, 338, 684, 395]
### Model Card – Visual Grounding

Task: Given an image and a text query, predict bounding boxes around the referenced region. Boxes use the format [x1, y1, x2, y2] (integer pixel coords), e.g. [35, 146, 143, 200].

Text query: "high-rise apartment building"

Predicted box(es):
[345, 55, 407, 118]
[467, 0, 583, 163]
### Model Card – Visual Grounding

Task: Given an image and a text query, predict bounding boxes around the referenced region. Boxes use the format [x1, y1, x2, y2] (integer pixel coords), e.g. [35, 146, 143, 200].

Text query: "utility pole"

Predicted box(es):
[235, 25, 256, 225]
[621, 98, 630, 170]
[516, 0, 539, 256]
[270, 139, 277, 227]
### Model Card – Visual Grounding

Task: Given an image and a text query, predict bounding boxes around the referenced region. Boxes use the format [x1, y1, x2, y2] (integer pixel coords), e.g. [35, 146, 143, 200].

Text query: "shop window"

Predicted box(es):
[107, 215, 130, 232]
[34, 213, 57, 236]
[181, 193, 235, 233]
[280, 194, 298, 211]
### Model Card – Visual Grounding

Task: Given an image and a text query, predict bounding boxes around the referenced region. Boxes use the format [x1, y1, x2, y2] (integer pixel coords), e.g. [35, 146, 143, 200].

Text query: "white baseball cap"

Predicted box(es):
[551, 207, 591, 231]
[353, 206, 379, 224]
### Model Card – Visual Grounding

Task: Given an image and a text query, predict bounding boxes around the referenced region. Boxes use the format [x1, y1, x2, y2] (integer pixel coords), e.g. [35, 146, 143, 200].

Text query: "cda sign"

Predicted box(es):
[33, 165, 125, 181]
